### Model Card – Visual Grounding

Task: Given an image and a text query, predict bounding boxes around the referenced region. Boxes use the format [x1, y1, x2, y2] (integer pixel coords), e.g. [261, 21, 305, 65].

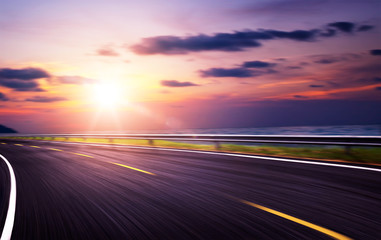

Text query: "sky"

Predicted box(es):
[0, 0, 380, 133]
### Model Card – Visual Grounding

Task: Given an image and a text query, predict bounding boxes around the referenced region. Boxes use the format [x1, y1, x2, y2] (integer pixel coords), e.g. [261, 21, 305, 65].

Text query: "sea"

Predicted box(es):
[115, 125, 381, 136]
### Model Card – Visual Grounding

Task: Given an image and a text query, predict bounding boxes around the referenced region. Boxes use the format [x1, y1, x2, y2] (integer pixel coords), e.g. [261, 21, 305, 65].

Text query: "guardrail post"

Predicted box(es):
[345, 146, 352, 155]
[148, 139, 154, 146]
[214, 141, 221, 150]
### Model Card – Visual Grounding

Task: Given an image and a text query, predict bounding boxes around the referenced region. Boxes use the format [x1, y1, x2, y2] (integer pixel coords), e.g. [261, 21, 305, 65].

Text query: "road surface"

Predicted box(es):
[1, 139, 380, 240]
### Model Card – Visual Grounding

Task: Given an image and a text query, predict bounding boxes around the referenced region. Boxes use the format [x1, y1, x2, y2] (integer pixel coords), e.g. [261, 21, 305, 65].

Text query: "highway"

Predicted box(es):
[0, 139, 380, 240]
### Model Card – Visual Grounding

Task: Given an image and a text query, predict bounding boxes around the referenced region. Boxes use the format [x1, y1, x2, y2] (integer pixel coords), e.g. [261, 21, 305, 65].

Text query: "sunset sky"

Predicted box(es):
[0, 0, 380, 133]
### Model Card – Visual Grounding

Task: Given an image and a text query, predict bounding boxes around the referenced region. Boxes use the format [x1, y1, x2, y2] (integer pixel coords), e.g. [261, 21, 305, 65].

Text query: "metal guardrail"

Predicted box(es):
[1, 134, 380, 153]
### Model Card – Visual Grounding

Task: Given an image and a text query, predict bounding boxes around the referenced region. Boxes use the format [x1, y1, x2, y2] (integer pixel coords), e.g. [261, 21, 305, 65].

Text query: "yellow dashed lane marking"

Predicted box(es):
[71, 152, 94, 158]
[14, 144, 23, 146]
[110, 162, 156, 175]
[1, 143, 6, 144]
[29, 146, 40, 148]
[49, 148, 63, 151]
[239, 199, 352, 240]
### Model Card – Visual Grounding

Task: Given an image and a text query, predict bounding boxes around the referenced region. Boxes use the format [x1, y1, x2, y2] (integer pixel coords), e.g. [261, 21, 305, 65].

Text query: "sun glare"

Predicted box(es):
[92, 83, 123, 107]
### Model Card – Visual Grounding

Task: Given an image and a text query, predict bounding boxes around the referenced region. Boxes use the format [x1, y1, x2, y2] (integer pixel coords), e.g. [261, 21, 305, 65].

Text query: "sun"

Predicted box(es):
[92, 83, 123, 107]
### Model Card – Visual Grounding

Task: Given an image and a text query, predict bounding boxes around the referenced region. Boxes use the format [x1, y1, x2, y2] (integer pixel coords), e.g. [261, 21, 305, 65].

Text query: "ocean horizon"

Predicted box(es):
[87, 124, 381, 136]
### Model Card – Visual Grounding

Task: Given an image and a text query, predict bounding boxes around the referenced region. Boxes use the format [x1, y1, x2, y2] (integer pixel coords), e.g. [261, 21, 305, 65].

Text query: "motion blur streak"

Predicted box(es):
[239, 199, 352, 240]
[0, 154, 16, 240]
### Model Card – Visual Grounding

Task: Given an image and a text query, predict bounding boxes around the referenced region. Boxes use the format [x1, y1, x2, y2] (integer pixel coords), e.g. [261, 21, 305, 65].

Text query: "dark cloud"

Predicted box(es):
[287, 66, 302, 69]
[357, 25, 374, 32]
[263, 29, 317, 41]
[130, 22, 372, 55]
[0, 67, 50, 80]
[130, 34, 262, 55]
[25, 96, 67, 103]
[309, 85, 324, 88]
[200, 68, 255, 78]
[0, 79, 43, 91]
[96, 47, 120, 57]
[370, 49, 381, 56]
[242, 60, 275, 68]
[328, 22, 355, 32]
[0, 67, 50, 91]
[314, 58, 341, 64]
[376, 87, 381, 91]
[374, 77, 381, 82]
[319, 29, 336, 37]
[130, 29, 317, 55]
[161, 80, 199, 87]
[294, 95, 309, 99]
[56, 76, 98, 84]
[0, 92, 9, 101]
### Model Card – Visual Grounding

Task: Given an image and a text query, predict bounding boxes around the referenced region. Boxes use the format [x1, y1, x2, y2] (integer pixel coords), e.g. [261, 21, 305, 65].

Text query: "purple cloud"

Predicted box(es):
[328, 22, 355, 33]
[370, 49, 381, 56]
[0, 92, 9, 101]
[242, 60, 275, 68]
[161, 80, 199, 87]
[0, 67, 50, 80]
[0, 67, 50, 91]
[25, 96, 67, 102]
[200, 68, 255, 78]
[130, 21, 373, 55]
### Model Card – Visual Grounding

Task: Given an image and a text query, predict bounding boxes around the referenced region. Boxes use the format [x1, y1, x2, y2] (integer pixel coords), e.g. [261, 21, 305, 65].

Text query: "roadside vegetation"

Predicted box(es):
[3, 136, 381, 164]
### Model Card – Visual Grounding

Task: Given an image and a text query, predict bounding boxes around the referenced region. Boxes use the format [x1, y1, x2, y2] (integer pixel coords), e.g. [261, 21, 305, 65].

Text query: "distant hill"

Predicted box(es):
[0, 124, 17, 133]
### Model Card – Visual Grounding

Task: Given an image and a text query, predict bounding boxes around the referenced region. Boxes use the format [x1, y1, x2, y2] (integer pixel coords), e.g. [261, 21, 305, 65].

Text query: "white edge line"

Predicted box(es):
[0, 154, 16, 240]
[30, 140, 381, 173]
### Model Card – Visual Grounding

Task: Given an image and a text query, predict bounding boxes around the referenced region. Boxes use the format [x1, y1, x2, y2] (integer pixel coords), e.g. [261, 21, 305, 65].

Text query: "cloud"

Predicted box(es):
[55, 76, 98, 84]
[309, 85, 324, 88]
[242, 60, 275, 68]
[0, 79, 43, 91]
[161, 80, 199, 87]
[200, 59, 277, 78]
[262, 29, 317, 41]
[370, 49, 381, 56]
[376, 87, 381, 91]
[25, 96, 67, 102]
[200, 68, 255, 78]
[96, 47, 120, 57]
[130, 34, 263, 55]
[357, 25, 374, 32]
[294, 95, 309, 99]
[319, 29, 336, 37]
[287, 66, 302, 69]
[0, 67, 50, 80]
[314, 58, 341, 64]
[130, 21, 373, 55]
[328, 22, 355, 32]
[0, 92, 9, 101]
[0, 67, 50, 91]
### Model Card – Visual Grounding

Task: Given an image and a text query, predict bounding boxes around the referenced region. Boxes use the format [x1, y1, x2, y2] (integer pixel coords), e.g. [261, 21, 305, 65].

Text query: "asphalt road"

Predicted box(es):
[0, 139, 380, 240]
